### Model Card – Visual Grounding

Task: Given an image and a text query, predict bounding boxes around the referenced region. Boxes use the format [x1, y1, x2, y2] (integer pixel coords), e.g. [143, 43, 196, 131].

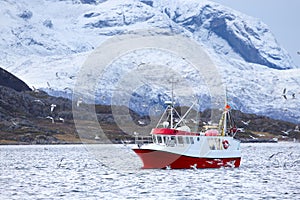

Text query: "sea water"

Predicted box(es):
[0, 143, 299, 199]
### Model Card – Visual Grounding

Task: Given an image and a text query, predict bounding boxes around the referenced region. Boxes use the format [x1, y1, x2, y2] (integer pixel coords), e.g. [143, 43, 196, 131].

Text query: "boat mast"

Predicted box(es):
[223, 107, 227, 136]
[170, 79, 174, 129]
[220, 87, 229, 136]
[223, 88, 229, 136]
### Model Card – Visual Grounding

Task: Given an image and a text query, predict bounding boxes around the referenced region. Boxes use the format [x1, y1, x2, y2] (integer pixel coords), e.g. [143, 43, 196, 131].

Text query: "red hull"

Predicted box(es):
[133, 149, 241, 169]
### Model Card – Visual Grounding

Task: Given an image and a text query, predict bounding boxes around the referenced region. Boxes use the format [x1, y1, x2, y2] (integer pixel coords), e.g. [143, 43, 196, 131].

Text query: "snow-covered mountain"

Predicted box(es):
[0, 0, 299, 123]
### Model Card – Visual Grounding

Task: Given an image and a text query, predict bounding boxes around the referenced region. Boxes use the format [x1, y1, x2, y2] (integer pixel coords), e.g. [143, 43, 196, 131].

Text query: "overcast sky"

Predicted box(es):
[211, 0, 300, 68]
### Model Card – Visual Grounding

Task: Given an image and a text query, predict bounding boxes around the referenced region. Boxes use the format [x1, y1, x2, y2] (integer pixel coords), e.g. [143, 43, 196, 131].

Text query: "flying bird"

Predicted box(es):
[281, 129, 292, 135]
[33, 99, 45, 105]
[77, 98, 83, 107]
[282, 88, 287, 100]
[46, 116, 54, 123]
[50, 104, 56, 113]
[190, 164, 197, 170]
[292, 93, 296, 99]
[11, 119, 18, 126]
[294, 126, 300, 132]
[137, 120, 145, 125]
[64, 87, 73, 92]
[57, 157, 65, 168]
[142, 104, 148, 108]
[241, 120, 251, 126]
[268, 152, 284, 160]
[190, 119, 198, 124]
[32, 86, 39, 93]
[58, 117, 64, 123]
[237, 128, 245, 132]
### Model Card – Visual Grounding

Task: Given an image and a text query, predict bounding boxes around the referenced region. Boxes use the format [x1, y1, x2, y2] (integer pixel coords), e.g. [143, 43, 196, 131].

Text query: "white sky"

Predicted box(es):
[211, 0, 300, 68]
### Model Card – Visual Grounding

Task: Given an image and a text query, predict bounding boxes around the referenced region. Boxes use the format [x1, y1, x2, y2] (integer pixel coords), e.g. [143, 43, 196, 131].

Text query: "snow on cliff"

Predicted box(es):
[0, 0, 299, 123]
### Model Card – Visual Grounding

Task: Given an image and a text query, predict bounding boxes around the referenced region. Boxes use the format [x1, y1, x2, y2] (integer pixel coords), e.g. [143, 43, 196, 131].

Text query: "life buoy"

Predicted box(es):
[222, 140, 229, 149]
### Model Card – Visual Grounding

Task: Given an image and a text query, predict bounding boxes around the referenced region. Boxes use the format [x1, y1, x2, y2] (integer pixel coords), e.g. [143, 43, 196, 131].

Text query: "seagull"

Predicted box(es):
[77, 98, 83, 107]
[297, 51, 300, 55]
[121, 139, 127, 146]
[226, 160, 236, 168]
[166, 165, 171, 170]
[241, 120, 251, 126]
[190, 164, 197, 170]
[292, 93, 296, 99]
[11, 119, 18, 126]
[50, 104, 56, 113]
[294, 126, 300, 132]
[137, 120, 145, 125]
[282, 88, 287, 100]
[33, 99, 45, 105]
[57, 157, 65, 168]
[64, 87, 73, 93]
[237, 128, 245, 132]
[268, 152, 284, 160]
[142, 104, 148, 108]
[58, 117, 64, 123]
[32, 86, 39, 93]
[190, 119, 198, 124]
[249, 135, 257, 139]
[281, 129, 292, 135]
[47, 82, 51, 88]
[46, 116, 54, 123]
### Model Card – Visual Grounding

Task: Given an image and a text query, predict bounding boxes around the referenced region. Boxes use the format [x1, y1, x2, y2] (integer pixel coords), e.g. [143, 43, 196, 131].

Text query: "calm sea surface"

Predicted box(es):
[0, 142, 299, 199]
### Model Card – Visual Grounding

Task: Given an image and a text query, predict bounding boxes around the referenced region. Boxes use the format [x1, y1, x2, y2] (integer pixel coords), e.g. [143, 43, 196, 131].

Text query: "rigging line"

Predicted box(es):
[156, 106, 169, 128]
[174, 101, 197, 129]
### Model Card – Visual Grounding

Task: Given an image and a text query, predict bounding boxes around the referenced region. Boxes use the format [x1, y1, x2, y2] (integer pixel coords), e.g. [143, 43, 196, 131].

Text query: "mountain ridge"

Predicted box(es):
[0, 0, 299, 124]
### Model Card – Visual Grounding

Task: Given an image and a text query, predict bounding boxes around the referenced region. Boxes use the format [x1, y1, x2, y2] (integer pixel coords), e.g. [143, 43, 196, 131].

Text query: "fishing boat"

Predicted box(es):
[132, 99, 241, 169]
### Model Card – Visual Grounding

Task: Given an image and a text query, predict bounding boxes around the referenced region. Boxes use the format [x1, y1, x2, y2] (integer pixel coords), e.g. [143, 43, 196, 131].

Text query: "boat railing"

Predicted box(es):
[134, 135, 153, 145]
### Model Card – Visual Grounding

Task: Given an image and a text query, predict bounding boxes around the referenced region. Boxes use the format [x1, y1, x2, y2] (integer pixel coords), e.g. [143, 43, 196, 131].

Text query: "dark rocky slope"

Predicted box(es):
[0, 67, 298, 144]
[0, 68, 31, 92]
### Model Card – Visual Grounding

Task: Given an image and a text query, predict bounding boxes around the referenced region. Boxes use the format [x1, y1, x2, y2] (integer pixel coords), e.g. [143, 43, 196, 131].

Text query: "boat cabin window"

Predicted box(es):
[157, 136, 163, 144]
[185, 137, 190, 144]
[152, 135, 157, 144]
[177, 136, 184, 145]
[166, 136, 176, 147]
[163, 136, 167, 144]
[190, 137, 194, 144]
[170, 136, 175, 143]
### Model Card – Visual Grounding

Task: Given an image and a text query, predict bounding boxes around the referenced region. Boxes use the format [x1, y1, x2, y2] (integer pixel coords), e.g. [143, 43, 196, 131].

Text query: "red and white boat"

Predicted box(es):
[132, 100, 241, 169]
